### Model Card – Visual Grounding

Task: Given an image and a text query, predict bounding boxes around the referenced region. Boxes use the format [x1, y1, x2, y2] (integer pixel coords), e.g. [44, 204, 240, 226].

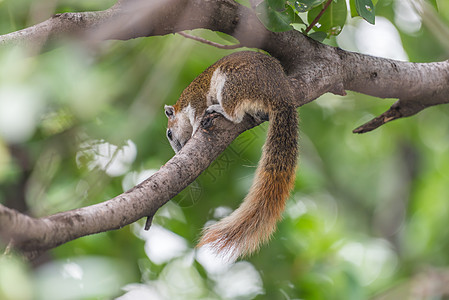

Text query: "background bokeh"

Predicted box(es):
[1, 0, 449, 299]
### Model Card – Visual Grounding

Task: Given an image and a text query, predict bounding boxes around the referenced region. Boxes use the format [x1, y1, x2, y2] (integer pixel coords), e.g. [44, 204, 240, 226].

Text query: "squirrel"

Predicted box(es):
[164, 51, 298, 259]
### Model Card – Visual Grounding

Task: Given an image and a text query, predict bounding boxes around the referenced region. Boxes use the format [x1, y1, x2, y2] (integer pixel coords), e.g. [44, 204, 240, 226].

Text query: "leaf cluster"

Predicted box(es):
[254, 0, 385, 41]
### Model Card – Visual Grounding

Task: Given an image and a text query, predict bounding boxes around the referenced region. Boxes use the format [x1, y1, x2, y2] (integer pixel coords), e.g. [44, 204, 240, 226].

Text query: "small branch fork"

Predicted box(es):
[178, 32, 242, 49]
[353, 109, 401, 133]
[305, 0, 333, 34]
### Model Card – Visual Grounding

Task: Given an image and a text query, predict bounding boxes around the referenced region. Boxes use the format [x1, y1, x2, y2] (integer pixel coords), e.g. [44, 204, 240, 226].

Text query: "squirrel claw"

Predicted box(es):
[201, 112, 221, 129]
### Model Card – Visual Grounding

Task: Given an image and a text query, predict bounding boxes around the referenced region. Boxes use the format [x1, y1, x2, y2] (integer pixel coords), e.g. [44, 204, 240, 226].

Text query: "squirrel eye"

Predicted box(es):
[167, 129, 173, 140]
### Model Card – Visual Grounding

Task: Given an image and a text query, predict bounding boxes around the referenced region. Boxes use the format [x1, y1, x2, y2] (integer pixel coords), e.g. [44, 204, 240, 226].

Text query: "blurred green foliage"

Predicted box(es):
[1, 0, 449, 299]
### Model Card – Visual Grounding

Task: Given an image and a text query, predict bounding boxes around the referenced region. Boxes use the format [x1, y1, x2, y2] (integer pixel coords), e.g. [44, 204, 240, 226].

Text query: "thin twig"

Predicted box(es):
[305, 0, 333, 34]
[4, 240, 14, 255]
[144, 215, 153, 230]
[178, 32, 242, 49]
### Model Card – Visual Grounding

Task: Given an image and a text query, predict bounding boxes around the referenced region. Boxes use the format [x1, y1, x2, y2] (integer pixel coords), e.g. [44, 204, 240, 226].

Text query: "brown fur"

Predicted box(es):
[197, 106, 298, 258]
[165, 51, 299, 258]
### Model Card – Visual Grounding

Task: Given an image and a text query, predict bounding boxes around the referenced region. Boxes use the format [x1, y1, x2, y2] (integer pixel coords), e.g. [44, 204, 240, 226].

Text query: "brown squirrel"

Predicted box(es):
[164, 51, 298, 259]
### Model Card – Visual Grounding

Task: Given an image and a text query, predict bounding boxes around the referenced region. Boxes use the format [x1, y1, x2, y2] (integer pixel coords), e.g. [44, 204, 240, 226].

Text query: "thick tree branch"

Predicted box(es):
[1, 0, 447, 119]
[0, 10, 120, 53]
[338, 50, 449, 132]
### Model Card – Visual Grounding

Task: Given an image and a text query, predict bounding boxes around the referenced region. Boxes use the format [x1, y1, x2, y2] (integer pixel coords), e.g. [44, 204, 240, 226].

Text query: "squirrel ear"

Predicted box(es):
[164, 105, 175, 119]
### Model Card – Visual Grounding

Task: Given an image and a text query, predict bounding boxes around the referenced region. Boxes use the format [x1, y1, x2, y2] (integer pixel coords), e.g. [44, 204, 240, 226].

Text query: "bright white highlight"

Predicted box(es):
[337, 17, 408, 61]
[338, 239, 398, 285]
[139, 225, 189, 265]
[122, 169, 157, 191]
[76, 139, 137, 177]
[34, 257, 128, 300]
[394, 0, 422, 34]
[62, 262, 84, 280]
[196, 246, 264, 298]
[0, 86, 43, 143]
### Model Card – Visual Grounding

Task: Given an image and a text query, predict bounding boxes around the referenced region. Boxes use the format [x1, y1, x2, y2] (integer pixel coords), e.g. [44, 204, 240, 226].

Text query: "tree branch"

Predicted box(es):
[337, 50, 449, 132]
[0, 9, 120, 53]
[177, 32, 242, 49]
[1, 0, 447, 120]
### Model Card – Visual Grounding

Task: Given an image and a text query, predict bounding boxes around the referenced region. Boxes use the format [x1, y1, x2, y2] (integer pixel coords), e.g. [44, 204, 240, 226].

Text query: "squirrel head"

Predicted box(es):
[165, 104, 193, 153]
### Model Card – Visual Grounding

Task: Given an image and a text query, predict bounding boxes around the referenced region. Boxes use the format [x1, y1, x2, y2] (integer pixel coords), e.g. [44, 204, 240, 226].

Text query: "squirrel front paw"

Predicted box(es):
[201, 109, 222, 129]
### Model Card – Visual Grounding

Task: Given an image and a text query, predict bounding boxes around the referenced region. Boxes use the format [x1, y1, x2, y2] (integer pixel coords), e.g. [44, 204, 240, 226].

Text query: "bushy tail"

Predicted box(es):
[197, 103, 298, 259]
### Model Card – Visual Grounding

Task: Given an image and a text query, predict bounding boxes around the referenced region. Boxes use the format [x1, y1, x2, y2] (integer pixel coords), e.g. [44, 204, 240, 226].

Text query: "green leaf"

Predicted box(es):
[214, 32, 240, 44]
[427, 0, 438, 11]
[307, 0, 347, 36]
[286, 2, 305, 24]
[355, 0, 375, 24]
[292, 14, 306, 24]
[234, 0, 251, 8]
[268, 0, 287, 11]
[349, 0, 358, 17]
[308, 31, 327, 42]
[294, 0, 326, 12]
[256, 1, 295, 32]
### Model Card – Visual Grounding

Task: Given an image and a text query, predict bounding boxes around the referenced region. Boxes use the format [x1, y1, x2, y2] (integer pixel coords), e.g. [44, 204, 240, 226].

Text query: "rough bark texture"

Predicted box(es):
[0, 0, 448, 257]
